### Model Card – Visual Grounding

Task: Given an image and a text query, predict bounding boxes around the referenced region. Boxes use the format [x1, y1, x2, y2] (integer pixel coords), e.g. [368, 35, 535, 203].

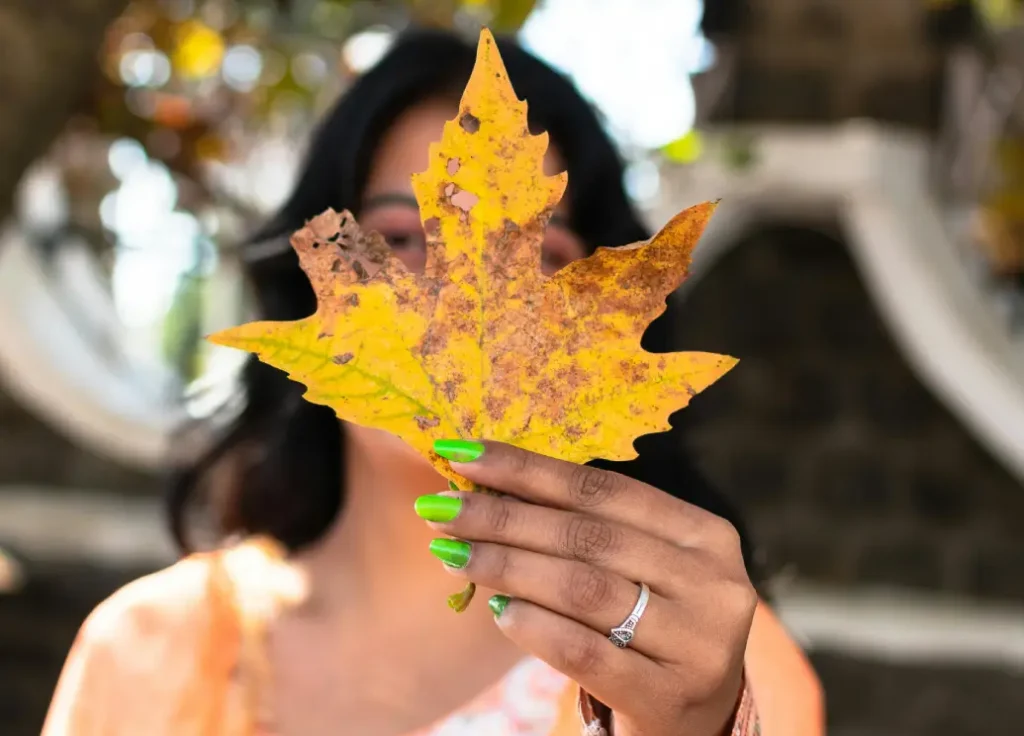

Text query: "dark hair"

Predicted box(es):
[167, 28, 756, 573]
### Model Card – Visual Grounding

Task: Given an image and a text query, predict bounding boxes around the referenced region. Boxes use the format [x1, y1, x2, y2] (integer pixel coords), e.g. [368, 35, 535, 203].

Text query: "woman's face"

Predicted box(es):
[347, 98, 588, 472]
[358, 98, 587, 274]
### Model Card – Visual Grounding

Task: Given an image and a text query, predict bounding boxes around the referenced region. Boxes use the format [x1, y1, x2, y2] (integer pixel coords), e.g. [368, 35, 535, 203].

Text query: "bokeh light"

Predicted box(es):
[521, 0, 710, 150]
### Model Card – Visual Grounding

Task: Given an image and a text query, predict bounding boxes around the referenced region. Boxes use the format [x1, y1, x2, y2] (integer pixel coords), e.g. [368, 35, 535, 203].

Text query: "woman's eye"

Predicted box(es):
[383, 231, 424, 250]
[541, 248, 572, 273]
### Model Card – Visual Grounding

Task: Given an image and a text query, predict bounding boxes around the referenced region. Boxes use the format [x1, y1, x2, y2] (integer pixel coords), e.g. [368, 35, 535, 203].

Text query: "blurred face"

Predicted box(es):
[347, 98, 588, 469]
[357, 98, 587, 274]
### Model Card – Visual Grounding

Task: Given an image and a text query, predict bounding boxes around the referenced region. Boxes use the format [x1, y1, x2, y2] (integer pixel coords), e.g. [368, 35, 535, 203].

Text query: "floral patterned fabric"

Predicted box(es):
[258, 657, 760, 736]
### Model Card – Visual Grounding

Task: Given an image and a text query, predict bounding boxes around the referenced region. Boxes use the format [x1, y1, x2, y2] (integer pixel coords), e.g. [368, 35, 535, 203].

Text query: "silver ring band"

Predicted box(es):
[608, 582, 650, 648]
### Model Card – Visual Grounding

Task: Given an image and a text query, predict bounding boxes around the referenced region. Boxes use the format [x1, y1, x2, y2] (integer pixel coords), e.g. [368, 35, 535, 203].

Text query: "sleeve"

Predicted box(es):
[576, 676, 760, 736]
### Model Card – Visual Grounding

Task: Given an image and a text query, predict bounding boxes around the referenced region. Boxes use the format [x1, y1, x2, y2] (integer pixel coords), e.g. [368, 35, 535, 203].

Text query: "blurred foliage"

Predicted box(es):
[661, 130, 704, 165]
[162, 271, 206, 382]
[926, 0, 1023, 30]
[978, 137, 1024, 274]
[83, 0, 538, 194]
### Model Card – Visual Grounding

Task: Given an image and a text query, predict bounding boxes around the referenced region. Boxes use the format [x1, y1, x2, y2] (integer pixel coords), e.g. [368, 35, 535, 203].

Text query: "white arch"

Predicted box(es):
[651, 121, 1024, 485]
[0, 225, 179, 469]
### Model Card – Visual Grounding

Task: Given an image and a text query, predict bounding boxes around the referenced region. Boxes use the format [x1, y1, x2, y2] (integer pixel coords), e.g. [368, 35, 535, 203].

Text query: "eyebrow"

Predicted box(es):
[360, 193, 419, 213]
[360, 192, 571, 229]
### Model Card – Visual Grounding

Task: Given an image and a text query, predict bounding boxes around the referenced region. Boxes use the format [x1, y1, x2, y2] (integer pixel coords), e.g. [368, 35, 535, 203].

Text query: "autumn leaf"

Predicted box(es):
[208, 29, 736, 607]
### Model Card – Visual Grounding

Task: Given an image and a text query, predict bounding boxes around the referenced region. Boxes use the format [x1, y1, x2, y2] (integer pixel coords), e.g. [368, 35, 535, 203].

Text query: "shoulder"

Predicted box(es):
[82, 536, 300, 653]
[79, 554, 219, 656]
[42, 555, 226, 735]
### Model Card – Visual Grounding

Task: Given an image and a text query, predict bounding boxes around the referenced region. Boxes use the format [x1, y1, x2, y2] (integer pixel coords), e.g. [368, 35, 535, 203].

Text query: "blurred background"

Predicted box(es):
[1, 0, 1023, 733]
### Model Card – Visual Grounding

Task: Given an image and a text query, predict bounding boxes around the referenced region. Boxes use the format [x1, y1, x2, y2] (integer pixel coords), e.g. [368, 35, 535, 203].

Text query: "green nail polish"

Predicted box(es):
[434, 439, 485, 463]
[488, 595, 510, 618]
[448, 480, 460, 491]
[415, 494, 463, 522]
[429, 538, 472, 568]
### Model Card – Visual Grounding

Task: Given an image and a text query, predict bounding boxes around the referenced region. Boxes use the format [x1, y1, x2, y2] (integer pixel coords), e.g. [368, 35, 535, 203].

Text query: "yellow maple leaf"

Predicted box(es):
[209, 30, 736, 608]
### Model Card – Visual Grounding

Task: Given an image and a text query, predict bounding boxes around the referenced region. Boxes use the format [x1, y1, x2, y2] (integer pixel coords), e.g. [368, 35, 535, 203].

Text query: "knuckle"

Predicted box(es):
[568, 465, 625, 508]
[559, 632, 604, 674]
[564, 563, 614, 614]
[504, 445, 533, 478]
[483, 497, 514, 536]
[704, 515, 742, 554]
[560, 515, 618, 564]
[724, 577, 758, 622]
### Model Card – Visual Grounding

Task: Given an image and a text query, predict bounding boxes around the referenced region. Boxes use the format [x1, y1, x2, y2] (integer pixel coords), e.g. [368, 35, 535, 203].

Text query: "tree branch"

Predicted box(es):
[0, 0, 129, 231]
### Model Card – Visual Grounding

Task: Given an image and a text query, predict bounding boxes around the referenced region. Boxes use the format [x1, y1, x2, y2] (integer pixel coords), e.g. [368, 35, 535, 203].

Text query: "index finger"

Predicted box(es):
[435, 439, 729, 549]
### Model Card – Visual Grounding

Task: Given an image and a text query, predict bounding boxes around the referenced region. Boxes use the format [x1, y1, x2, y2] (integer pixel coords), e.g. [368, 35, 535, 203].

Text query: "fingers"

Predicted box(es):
[420, 491, 687, 595]
[492, 598, 666, 719]
[440, 440, 737, 554]
[434, 539, 682, 660]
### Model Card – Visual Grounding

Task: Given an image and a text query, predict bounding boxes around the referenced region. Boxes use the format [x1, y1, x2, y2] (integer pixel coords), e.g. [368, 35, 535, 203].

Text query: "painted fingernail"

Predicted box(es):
[415, 494, 463, 522]
[434, 439, 485, 463]
[429, 538, 472, 569]
[488, 595, 510, 618]
[448, 480, 460, 491]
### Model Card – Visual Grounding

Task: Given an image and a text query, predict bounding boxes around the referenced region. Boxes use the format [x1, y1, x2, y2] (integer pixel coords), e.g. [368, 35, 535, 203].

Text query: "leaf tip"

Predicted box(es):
[478, 26, 497, 46]
[205, 326, 243, 349]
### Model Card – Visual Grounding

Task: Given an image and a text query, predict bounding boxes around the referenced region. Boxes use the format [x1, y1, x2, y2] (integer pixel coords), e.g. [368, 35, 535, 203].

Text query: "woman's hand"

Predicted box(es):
[417, 440, 757, 736]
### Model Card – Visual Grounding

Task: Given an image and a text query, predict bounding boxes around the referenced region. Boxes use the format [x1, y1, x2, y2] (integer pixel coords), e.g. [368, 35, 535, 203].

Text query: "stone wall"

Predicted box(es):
[814, 650, 1024, 736]
[711, 0, 980, 128]
[676, 223, 1024, 603]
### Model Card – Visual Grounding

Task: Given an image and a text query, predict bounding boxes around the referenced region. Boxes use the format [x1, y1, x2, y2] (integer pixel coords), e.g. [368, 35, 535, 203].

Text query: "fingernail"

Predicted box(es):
[434, 439, 485, 463]
[415, 494, 463, 523]
[488, 595, 510, 618]
[448, 480, 460, 491]
[429, 538, 472, 569]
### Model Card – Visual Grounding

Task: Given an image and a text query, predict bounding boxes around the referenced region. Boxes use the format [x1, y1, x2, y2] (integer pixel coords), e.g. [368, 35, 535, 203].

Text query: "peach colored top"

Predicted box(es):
[42, 540, 824, 736]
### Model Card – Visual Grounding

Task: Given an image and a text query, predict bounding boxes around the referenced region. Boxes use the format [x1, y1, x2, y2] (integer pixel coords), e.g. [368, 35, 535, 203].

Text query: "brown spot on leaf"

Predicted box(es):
[484, 393, 512, 421]
[459, 112, 480, 133]
[332, 353, 354, 365]
[419, 329, 449, 356]
[442, 378, 461, 403]
[619, 360, 649, 384]
[415, 415, 440, 430]
[347, 293, 359, 307]
[424, 217, 440, 236]
[351, 260, 368, 281]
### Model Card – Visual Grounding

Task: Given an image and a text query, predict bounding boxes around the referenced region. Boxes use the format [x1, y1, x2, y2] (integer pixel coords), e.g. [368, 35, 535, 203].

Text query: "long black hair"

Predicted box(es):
[167, 28, 755, 573]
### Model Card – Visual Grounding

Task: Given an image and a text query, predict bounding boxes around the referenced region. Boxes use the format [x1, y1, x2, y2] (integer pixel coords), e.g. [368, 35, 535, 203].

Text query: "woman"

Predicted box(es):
[43, 29, 822, 736]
